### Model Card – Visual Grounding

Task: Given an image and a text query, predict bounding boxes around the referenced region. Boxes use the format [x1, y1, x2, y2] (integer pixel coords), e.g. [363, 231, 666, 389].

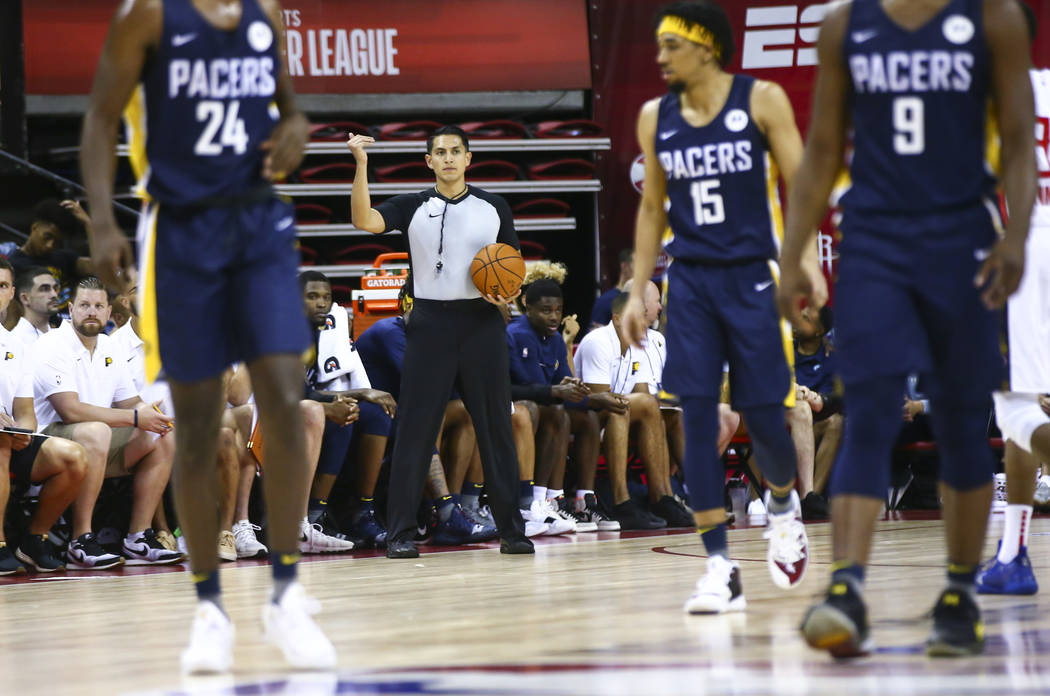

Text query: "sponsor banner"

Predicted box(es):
[24, 0, 590, 95]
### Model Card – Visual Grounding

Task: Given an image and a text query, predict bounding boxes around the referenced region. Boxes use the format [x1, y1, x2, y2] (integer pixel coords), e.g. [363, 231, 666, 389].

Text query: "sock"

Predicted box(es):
[767, 489, 795, 515]
[270, 551, 299, 604]
[436, 495, 455, 522]
[697, 524, 728, 558]
[451, 493, 462, 506]
[519, 480, 534, 509]
[308, 497, 327, 512]
[461, 482, 484, 511]
[359, 496, 375, 509]
[830, 561, 865, 589]
[998, 504, 1033, 564]
[532, 486, 548, 505]
[947, 561, 977, 591]
[546, 488, 564, 503]
[576, 488, 594, 501]
[192, 569, 225, 613]
[125, 529, 145, 541]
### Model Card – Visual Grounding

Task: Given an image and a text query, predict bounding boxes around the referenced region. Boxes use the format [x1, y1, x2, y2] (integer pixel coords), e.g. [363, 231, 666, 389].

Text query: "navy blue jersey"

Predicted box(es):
[506, 315, 572, 387]
[655, 75, 782, 263]
[794, 340, 837, 395]
[355, 317, 406, 401]
[841, 0, 996, 215]
[126, 0, 280, 206]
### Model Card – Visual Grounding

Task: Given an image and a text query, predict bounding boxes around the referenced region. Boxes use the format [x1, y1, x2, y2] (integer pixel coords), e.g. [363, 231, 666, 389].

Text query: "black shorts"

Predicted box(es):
[10, 437, 46, 485]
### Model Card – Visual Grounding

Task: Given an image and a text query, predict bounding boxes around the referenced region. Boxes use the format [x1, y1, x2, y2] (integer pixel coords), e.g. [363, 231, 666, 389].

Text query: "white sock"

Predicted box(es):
[998, 504, 1033, 563]
[576, 489, 594, 501]
[546, 488, 564, 501]
[125, 530, 144, 541]
[532, 486, 547, 505]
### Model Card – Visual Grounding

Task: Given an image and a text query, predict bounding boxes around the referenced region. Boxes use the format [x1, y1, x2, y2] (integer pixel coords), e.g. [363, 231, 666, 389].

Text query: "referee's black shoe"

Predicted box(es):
[386, 538, 419, 559]
[500, 537, 534, 554]
[800, 579, 872, 658]
[926, 588, 984, 657]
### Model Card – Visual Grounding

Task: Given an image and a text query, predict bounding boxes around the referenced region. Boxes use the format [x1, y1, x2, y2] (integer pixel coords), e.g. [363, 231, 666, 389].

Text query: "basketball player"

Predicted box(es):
[978, 1, 1050, 596]
[347, 125, 532, 557]
[622, 1, 824, 614]
[79, 0, 334, 673]
[777, 0, 1035, 657]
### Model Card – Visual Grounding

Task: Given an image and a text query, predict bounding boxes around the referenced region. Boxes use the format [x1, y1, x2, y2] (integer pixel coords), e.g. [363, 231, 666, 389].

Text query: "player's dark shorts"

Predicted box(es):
[140, 194, 310, 382]
[663, 258, 794, 409]
[835, 203, 1003, 403]
[10, 437, 46, 485]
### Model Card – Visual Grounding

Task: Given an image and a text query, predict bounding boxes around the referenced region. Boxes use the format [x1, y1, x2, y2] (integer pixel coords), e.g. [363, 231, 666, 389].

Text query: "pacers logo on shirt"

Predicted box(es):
[631, 361, 640, 375]
[324, 357, 341, 373]
[324, 315, 336, 329]
[3, 352, 12, 361]
[105, 357, 113, 367]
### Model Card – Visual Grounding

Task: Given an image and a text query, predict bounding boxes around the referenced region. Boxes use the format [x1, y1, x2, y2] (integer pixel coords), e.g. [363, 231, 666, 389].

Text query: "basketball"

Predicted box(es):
[470, 242, 525, 297]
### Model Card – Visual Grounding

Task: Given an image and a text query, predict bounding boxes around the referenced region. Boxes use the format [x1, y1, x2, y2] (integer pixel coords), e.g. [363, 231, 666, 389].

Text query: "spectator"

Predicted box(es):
[33, 277, 181, 569]
[11, 268, 60, 344]
[588, 249, 633, 331]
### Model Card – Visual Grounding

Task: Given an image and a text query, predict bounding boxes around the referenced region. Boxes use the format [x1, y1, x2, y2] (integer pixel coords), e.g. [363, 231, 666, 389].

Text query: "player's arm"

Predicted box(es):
[977, 0, 1036, 309]
[79, 0, 162, 291]
[753, 80, 827, 307]
[624, 98, 668, 346]
[776, 5, 851, 328]
[259, 0, 309, 181]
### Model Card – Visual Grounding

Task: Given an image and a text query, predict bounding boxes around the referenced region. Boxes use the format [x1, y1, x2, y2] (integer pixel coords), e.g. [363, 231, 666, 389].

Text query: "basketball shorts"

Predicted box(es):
[10, 437, 46, 485]
[663, 259, 794, 409]
[138, 196, 310, 382]
[1005, 227, 1050, 392]
[835, 204, 1002, 403]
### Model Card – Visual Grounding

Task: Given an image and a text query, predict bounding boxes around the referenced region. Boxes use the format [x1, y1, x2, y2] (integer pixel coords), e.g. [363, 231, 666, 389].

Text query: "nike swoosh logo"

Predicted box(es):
[429, 213, 442, 218]
[852, 30, 877, 43]
[754, 280, 774, 292]
[172, 33, 197, 47]
[659, 130, 678, 140]
[276, 216, 295, 230]
[974, 248, 992, 261]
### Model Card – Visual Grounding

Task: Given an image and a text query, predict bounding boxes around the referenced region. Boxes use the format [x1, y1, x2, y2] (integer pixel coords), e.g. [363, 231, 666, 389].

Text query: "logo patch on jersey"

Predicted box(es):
[324, 314, 336, 329]
[324, 357, 341, 373]
[943, 15, 974, 45]
[724, 109, 749, 133]
[851, 30, 877, 44]
[659, 129, 679, 141]
[522, 347, 529, 358]
[276, 216, 295, 231]
[248, 20, 274, 52]
[754, 280, 774, 292]
[105, 357, 113, 367]
[172, 33, 198, 47]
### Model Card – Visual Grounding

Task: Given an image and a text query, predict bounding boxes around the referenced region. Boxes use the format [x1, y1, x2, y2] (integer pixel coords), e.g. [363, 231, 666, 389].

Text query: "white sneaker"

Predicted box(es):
[123, 528, 185, 566]
[747, 498, 767, 516]
[180, 601, 234, 674]
[218, 530, 237, 562]
[262, 582, 337, 669]
[232, 519, 268, 559]
[684, 555, 746, 614]
[1035, 475, 1050, 506]
[533, 499, 575, 535]
[519, 506, 551, 537]
[298, 518, 355, 554]
[763, 490, 809, 589]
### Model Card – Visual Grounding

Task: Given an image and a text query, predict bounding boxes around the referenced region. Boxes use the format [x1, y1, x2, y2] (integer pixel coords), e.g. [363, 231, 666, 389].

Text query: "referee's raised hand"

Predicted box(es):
[346, 132, 375, 163]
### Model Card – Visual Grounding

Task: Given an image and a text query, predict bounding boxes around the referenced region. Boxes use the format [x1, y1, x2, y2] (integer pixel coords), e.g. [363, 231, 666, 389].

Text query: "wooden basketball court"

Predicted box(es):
[3, 512, 1050, 695]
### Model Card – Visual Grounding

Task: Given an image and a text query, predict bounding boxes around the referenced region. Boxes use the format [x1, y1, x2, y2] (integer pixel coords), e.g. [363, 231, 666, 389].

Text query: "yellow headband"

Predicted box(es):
[656, 15, 722, 61]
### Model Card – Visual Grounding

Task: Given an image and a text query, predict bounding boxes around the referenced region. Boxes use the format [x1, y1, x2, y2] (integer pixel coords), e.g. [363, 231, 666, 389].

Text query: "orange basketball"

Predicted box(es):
[470, 243, 525, 298]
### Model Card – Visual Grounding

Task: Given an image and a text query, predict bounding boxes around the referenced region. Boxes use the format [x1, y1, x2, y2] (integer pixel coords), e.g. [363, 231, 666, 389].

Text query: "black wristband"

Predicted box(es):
[133, 409, 138, 428]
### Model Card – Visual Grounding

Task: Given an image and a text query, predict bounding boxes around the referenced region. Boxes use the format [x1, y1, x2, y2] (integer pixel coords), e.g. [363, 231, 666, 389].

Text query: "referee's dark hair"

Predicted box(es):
[524, 279, 563, 307]
[426, 125, 470, 154]
[654, 1, 736, 68]
[610, 291, 629, 315]
[298, 269, 331, 290]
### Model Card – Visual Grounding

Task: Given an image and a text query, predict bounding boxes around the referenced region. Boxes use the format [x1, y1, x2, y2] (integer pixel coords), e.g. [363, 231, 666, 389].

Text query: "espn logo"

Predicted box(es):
[741, 3, 834, 70]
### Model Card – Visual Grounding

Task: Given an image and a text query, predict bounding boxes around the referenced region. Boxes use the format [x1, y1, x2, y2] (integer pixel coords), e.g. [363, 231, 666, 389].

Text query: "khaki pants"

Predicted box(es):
[43, 423, 136, 477]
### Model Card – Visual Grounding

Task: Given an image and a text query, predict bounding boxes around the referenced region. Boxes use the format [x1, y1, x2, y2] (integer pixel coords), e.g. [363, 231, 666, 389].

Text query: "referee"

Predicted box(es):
[347, 125, 531, 557]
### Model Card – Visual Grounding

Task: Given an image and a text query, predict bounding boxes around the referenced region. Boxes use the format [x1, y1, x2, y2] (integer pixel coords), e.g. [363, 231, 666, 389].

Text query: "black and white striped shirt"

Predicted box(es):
[375, 185, 519, 301]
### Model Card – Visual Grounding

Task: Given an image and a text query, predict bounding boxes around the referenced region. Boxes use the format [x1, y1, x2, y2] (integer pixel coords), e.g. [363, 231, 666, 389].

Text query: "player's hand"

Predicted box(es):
[324, 395, 358, 426]
[346, 132, 375, 163]
[552, 382, 589, 403]
[975, 238, 1026, 309]
[360, 389, 397, 418]
[89, 221, 134, 293]
[261, 112, 309, 182]
[0, 413, 30, 450]
[620, 295, 648, 348]
[561, 313, 580, 345]
[137, 401, 174, 434]
[776, 261, 825, 333]
[483, 289, 520, 306]
[589, 391, 629, 415]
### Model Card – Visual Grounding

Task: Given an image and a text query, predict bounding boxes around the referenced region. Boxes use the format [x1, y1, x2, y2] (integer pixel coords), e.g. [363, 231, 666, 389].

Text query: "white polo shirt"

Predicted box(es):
[12, 317, 49, 346]
[33, 321, 138, 428]
[111, 321, 146, 393]
[573, 322, 651, 396]
[638, 328, 667, 396]
[0, 325, 32, 414]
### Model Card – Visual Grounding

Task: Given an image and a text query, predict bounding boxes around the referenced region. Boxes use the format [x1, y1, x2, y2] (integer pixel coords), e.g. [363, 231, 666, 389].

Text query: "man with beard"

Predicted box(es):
[32, 277, 180, 569]
[12, 268, 61, 344]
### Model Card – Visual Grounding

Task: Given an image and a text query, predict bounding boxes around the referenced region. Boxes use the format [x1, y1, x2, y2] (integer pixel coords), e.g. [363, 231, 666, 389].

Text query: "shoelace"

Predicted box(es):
[234, 523, 262, 543]
[763, 516, 806, 565]
[695, 560, 733, 595]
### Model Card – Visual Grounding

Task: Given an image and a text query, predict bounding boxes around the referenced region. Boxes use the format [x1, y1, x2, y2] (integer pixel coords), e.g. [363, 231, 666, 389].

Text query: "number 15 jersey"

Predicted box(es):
[126, 0, 280, 207]
[655, 75, 782, 264]
[841, 0, 996, 216]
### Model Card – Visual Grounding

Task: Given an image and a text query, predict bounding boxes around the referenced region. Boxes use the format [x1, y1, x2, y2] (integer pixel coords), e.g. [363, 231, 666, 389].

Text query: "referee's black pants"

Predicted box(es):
[387, 298, 526, 542]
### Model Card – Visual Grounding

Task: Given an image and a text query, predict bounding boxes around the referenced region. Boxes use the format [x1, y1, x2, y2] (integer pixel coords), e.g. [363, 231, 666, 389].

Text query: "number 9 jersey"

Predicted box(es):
[124, 0, 280, 207]
[655, 74, 782, 264]
[840, 0, 996, 217]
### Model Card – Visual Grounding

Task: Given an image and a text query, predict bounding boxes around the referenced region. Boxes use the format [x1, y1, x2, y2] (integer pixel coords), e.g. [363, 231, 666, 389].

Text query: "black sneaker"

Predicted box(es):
[800, 579, 872, 658]
[611, 500, 666, 531]
[15, 533, 65, 572]
[348, 505, 388, 549]
[801, 492, 829, 521]
[926, 588, 984, 657]
[651, 495, 695, 528]
[66, 532, 124, 570]
[500, 536, 535, 554]
[386, 538, 419, 558]
[0, 544, 26, 575]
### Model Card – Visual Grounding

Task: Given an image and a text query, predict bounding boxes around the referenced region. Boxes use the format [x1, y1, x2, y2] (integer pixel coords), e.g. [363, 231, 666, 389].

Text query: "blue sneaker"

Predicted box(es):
[432, 505, 497, 545]
[462, 505, 499, 540]
[349, 505, 388, 549]
[976, 545, 1038, 595]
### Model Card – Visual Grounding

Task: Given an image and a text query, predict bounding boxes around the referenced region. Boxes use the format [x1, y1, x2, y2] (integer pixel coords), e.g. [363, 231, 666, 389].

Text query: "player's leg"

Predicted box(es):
[0, 445, 22, 574]
[14, 438, 87, 572]
[216, 420, 239, 561]
[786, 399, 816, 499]
[534, 404, 576, 533]
[567, 407, 614, 530]
[812, 414, 843, 496]
[120, 427, 182, 565]
[629, 393, 691, 527]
